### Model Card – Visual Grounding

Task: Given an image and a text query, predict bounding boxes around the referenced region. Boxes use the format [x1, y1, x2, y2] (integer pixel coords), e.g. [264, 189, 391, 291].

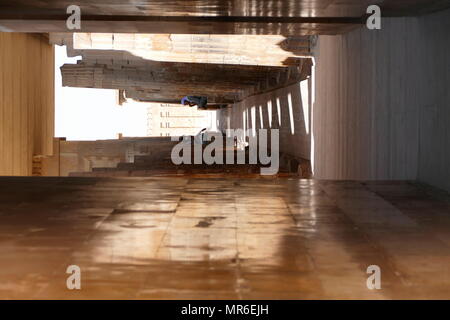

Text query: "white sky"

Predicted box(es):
[54, 45, 148, 141]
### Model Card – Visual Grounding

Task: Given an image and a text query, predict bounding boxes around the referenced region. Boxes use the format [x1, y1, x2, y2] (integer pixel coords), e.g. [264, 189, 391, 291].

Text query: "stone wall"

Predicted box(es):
[40, 137, 177, 176]
[312, 10, 450, 191]
[0, 33, 54, 176]
[218, 79, 312, 163]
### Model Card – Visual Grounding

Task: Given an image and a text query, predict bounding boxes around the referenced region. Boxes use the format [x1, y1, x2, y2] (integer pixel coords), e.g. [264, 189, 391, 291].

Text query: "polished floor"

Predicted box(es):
[0, 177, 450, 299]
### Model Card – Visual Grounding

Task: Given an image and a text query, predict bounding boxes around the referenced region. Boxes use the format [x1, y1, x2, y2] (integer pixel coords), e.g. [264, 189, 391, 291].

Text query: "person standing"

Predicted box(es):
[181, 96, 208, 109]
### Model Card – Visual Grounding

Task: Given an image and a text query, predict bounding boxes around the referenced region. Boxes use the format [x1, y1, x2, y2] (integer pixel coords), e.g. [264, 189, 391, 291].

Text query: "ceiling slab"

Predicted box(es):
[1, 0, 449, 34]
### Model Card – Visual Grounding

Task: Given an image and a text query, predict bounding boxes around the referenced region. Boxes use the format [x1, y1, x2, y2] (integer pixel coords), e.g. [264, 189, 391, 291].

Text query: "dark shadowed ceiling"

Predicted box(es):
[1, 0, 449, 34]
[2, 0, 450, 17]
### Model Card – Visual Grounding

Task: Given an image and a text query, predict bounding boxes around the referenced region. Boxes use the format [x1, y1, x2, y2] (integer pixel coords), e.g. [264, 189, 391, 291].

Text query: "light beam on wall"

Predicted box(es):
[251, 106, 256, 137]
[276, 97, 281, 127]
[287, 93, 295, 134]
[300, 80, 310, 135]
[259, 105, 264, 129]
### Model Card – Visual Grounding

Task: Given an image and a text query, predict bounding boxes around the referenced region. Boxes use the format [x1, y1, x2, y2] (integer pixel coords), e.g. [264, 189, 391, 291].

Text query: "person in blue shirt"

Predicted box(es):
[181, 96, 208, 109]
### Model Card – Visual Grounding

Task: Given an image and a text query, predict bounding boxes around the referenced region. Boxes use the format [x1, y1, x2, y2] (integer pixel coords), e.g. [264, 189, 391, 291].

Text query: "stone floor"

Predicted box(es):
[0, 176, 449, 299]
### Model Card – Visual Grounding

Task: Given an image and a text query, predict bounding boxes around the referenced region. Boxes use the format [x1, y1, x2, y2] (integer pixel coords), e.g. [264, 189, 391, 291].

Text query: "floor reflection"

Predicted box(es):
[0, 177, 449, 299]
